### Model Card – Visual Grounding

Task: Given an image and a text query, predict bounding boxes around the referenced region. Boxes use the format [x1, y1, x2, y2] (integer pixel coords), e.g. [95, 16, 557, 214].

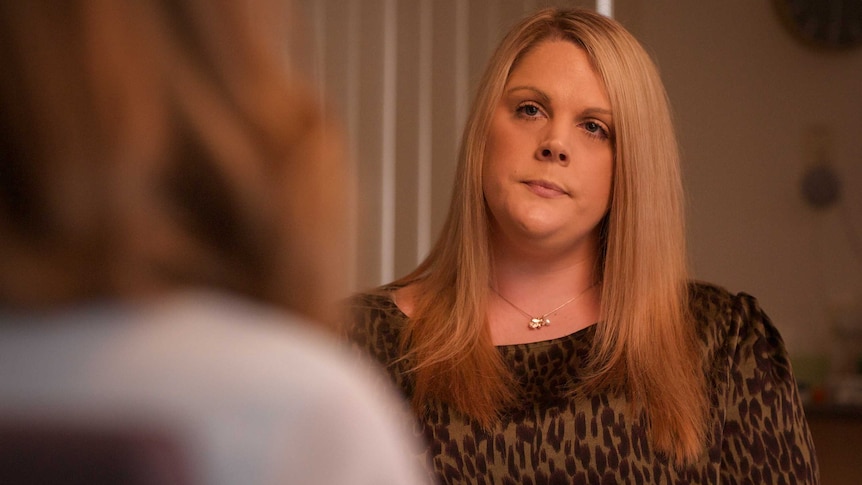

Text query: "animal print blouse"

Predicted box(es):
[346, 282, 819, 484]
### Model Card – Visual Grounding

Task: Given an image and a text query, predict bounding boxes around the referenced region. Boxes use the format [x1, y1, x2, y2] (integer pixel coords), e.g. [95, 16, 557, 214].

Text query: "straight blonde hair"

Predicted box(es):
[393, 8, 708, 464]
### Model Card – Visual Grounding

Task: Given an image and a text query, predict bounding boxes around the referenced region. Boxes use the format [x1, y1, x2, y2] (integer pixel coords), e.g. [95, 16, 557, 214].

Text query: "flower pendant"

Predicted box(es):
[529, 317, 550, 329]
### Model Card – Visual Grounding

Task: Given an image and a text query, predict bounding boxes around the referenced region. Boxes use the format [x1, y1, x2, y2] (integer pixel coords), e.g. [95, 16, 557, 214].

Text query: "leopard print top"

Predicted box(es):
[347, 282, 819, 484]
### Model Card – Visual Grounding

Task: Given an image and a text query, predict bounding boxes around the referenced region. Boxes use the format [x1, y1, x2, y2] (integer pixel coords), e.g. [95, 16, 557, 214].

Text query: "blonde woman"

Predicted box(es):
[348, 7, 818, 484]
[0, 1, 428, 484]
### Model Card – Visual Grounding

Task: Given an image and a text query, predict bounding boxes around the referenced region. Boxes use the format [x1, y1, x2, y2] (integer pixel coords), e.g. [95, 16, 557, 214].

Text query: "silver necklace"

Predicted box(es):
[492, 283, 596, 330]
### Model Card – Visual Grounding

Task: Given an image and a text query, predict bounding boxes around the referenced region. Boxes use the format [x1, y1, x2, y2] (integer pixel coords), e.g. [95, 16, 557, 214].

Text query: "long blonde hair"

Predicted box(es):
[0, 0, 349, 325]
[394, 8, 707, 463]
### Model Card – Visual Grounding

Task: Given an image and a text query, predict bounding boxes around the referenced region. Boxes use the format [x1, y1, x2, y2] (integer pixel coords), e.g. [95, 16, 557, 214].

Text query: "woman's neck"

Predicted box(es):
[490, 255, 601, 345]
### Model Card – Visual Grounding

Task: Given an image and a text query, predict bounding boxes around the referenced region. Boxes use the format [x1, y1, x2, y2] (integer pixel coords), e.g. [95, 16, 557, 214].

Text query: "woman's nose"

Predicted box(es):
[536, 139, 569, 164]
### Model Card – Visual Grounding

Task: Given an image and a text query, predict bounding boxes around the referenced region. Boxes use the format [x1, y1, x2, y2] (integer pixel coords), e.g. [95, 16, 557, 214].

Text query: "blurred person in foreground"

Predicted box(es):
[0, 1, 429, 484]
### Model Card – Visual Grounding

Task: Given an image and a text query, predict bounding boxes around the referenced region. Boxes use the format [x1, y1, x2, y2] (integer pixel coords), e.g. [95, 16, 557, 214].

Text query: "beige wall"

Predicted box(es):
[616, 0, 862, 359]
[301, 0, 862, 360]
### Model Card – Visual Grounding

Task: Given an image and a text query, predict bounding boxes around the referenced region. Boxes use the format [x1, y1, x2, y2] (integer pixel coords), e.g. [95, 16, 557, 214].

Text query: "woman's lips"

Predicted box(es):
[523, 180, 569, 198]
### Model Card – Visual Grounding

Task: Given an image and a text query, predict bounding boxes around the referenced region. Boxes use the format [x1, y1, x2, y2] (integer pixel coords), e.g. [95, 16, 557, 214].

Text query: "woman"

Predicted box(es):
[0, 1, 427, 484]
[348, 7, 818, 484]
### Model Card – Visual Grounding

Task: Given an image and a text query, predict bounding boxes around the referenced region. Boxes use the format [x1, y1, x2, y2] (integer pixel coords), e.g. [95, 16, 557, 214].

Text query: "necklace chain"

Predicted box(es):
[492, 283, 596, 330]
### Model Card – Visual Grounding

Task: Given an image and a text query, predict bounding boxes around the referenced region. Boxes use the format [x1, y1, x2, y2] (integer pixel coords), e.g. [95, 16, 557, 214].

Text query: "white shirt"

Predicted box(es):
[0, 291, 429, 485]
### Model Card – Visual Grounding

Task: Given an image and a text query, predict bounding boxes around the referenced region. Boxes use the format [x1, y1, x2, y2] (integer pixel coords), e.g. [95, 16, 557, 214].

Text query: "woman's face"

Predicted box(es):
[483, 39, 613, 260]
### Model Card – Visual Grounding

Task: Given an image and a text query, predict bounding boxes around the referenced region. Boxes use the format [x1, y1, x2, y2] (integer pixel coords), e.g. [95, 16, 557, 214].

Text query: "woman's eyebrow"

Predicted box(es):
[505, 85, 551, 104]
[582, 107, 613, 118]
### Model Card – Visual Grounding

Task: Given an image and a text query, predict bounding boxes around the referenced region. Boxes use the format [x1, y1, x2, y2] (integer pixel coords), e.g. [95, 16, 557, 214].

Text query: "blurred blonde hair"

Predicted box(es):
[0, 0, 349, 325]
[394, 8, 707, 463]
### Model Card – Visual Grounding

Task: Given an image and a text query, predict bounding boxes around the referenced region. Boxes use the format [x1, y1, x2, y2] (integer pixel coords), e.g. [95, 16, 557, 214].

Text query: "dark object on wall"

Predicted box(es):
[801, 164, 842, 209]
[773, 0, 862, 50]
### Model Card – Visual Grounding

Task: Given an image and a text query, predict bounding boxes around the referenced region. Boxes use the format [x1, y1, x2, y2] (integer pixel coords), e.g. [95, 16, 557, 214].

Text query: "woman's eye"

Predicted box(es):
[516, 103, 542, 118]
[583, 121, 609, 139]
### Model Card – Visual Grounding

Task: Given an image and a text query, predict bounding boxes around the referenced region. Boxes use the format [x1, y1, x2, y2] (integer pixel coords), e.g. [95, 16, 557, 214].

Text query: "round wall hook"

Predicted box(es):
[801, 164, 842, 210]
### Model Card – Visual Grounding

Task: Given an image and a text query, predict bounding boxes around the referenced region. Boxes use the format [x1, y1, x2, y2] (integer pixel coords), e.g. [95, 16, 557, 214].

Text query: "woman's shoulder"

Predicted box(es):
[344, 286, 409, 363]
[347, 285, 405, 325]
[348, 287, 396, 315]
[687, 280, 787, 366]
[688, 280, 772, 327]
[688, 280, 742, 315]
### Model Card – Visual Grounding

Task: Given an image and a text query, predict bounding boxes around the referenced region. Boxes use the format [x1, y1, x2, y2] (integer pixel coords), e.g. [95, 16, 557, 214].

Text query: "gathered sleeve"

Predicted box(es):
[718, 292, 819, 484]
